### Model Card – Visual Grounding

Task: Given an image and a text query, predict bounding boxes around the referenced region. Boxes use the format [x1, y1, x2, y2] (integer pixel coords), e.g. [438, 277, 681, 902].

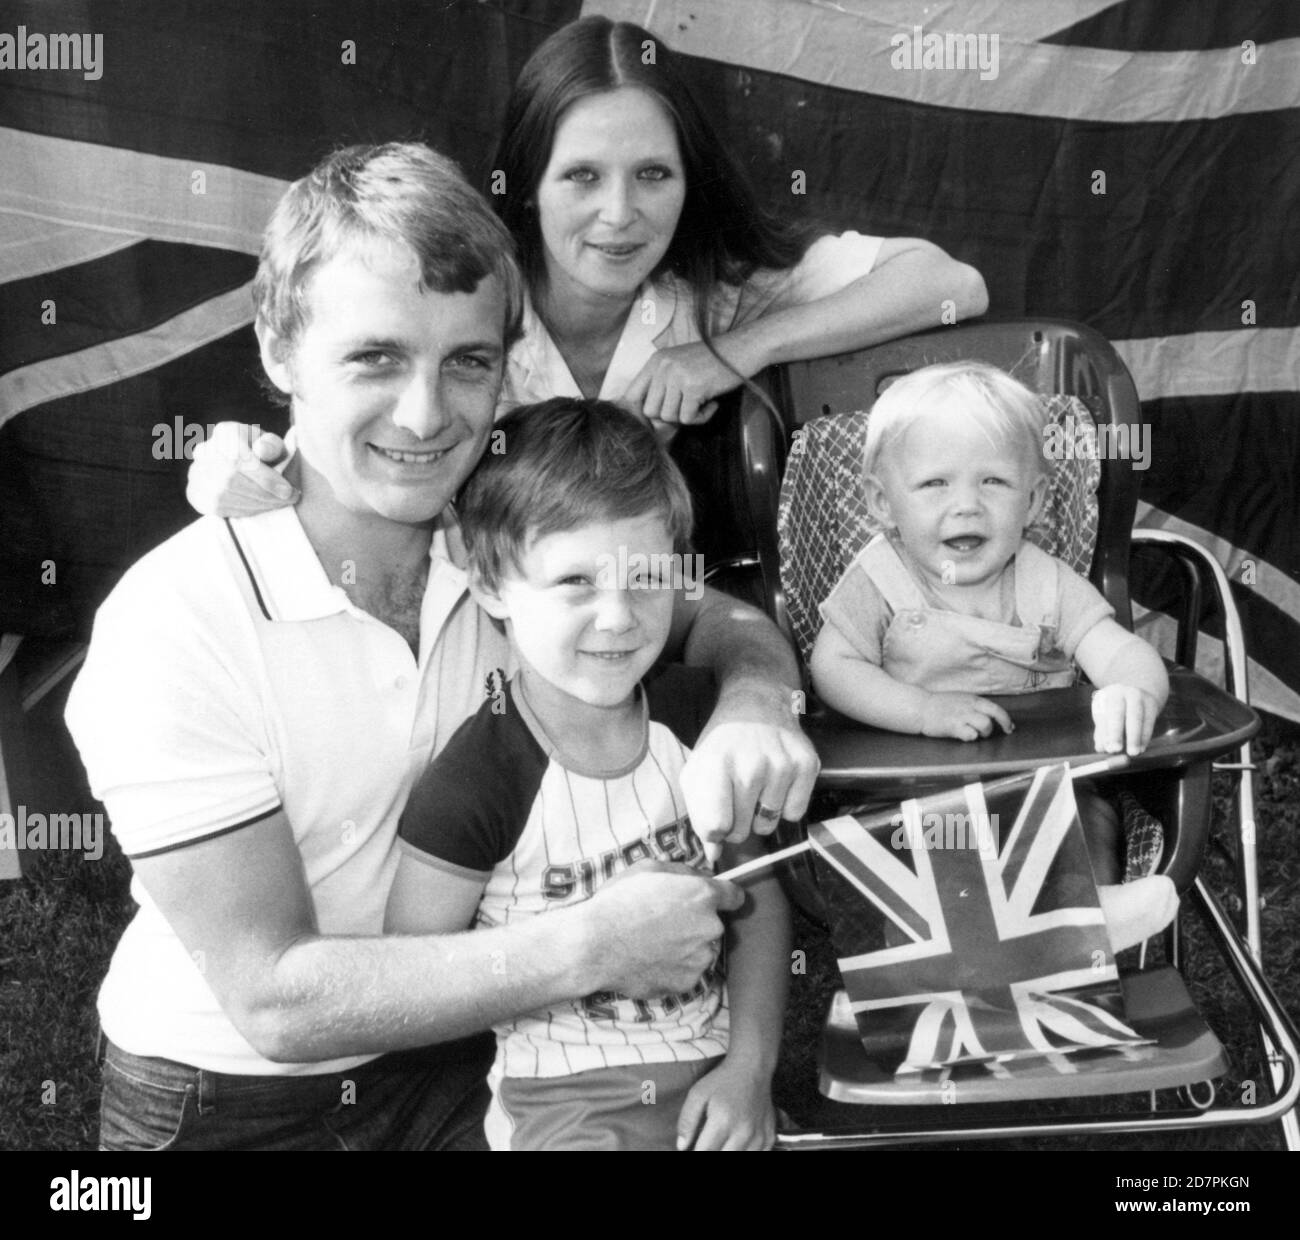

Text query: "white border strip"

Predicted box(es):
[0, 127, 287, 256]
[1136, 502, 1300, 622]
[585, 0, 1300, 121]
[1135, 606, 1300, 724]
[0, 282, 254, 428]
[812, 1, 1119, 45]
[1113, 329, 1300, 401]
[0, 213, 140, 281]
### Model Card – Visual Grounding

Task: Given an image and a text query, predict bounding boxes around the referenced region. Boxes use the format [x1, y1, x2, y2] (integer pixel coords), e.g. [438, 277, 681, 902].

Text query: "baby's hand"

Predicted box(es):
[676, 1060, 776, 1151]
[920, 692, 1014, 741]
[1091, 684, 1160, 756]
[187, 422, 296, 518]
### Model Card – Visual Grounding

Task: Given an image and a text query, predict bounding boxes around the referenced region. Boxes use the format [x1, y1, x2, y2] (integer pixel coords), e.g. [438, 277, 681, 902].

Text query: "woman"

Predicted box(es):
[190, 15, 985, 510]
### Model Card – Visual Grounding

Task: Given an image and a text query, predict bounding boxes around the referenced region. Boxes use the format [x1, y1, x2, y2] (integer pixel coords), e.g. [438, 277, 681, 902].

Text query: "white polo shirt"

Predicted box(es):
[501, 230, 884, 409]
[66, 507, 510, 1075]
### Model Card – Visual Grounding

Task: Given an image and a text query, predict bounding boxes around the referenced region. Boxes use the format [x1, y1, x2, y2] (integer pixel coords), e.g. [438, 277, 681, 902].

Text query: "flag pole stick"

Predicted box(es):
[714, 754, 1130, 883]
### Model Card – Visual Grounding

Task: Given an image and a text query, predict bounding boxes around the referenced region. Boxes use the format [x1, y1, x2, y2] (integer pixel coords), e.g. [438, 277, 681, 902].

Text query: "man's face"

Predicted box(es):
[260, 240, 506, 529]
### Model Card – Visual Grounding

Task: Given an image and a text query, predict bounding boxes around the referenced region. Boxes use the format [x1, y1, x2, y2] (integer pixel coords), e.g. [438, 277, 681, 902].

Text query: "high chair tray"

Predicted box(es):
[805, 669, 1258, 791]
[820, 966, 1228, 1104]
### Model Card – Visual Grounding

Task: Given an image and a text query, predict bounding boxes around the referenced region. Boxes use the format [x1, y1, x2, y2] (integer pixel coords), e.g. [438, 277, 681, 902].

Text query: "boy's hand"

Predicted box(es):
[676, 1059, 776, 1151]
[920, 692, 1014, 741]
[1091, 684, 1161, 756]
[187, 422, 296, 518]
[580, 863, 742, 999]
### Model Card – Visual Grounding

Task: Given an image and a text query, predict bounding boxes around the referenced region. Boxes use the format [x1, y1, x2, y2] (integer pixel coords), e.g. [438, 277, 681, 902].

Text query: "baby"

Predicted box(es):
[809, 361, 1176, 947]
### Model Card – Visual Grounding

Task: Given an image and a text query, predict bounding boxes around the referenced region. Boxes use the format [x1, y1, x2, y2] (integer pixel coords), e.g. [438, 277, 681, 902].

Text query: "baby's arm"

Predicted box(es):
[1073, 619, 1170, 755]
[810, 621, 1013, 741]
[676, 834, 790, 1151]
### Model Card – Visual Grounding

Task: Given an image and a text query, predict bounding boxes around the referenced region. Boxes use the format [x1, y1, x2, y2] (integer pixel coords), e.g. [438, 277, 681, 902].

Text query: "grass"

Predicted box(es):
[2, 703, 1298, 1151]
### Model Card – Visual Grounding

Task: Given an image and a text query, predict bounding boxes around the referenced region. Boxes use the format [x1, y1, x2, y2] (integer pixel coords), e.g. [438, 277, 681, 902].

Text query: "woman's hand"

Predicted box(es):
[619, 341, 749, 426]
[187, 422, 297, 518]
[676, 1059, 777, 1151]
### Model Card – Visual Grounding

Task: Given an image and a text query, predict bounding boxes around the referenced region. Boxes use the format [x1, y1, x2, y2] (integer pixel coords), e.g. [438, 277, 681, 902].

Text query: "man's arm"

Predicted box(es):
[665, 585, 820, 846]
[133, 812, 741, 1063]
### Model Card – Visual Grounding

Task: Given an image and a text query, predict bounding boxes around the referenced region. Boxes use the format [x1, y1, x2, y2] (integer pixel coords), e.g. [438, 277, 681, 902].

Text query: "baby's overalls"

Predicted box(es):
[862, 536, 1077, 693]
[858, 535, 1120, 881]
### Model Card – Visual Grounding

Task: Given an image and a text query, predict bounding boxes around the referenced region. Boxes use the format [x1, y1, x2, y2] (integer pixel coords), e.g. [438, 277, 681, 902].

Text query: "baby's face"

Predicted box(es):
[869, 397, 1046, 593]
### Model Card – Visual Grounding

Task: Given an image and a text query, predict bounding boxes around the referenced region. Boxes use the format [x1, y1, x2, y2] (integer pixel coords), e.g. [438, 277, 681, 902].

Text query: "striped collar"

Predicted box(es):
[222, 507, 465, 625]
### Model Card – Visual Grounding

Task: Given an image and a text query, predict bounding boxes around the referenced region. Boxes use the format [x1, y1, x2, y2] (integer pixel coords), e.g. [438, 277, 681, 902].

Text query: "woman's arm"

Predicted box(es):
[622, 238, 988, 424]
[186, 422, 296, 518]
[718, 237, 988, 373]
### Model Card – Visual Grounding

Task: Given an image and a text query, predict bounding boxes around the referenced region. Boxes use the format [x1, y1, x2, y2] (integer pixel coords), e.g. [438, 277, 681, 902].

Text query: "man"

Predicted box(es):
[67, 143, 817, 1151]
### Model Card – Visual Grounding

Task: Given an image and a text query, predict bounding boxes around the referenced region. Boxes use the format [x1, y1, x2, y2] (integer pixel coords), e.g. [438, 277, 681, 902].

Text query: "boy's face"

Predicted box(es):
[868, 396, 1047, 592]
[474, 512, 678, 714]
[258, 239, 506, 530]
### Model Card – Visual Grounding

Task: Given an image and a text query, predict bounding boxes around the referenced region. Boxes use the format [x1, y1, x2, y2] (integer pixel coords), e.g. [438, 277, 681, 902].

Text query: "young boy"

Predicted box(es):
[386, 398, 791, 1151]
[809, 361, 1177, 944]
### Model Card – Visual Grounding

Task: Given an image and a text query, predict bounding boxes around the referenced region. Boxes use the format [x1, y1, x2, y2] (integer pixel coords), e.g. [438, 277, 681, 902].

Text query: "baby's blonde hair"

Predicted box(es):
[863, 361, 1049, 481]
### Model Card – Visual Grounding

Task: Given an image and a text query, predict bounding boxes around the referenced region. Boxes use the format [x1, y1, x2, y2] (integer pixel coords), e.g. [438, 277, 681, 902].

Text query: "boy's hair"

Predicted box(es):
[863, 361, 1049, 481]
[253, 142, 526, 355]
[458, 399, 694, 590]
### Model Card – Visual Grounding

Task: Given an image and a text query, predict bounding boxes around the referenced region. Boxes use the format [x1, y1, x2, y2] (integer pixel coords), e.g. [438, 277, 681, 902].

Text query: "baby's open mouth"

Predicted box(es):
[943, 535, 987, 553]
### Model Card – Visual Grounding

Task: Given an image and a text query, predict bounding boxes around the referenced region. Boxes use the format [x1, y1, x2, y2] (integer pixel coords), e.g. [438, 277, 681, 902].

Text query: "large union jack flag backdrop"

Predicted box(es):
[809, 765, 1146, 1074]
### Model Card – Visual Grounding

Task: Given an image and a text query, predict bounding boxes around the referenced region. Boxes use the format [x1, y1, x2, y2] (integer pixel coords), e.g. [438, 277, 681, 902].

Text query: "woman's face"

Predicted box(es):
[535, 87, 686, 310]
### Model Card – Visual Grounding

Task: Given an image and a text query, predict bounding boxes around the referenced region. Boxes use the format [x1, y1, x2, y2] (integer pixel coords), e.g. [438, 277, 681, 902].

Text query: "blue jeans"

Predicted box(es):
[98, 1034, 493, 1151]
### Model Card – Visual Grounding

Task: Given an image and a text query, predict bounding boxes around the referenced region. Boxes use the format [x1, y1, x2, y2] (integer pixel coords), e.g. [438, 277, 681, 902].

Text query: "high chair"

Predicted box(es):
[681, 319, 1299, 1148]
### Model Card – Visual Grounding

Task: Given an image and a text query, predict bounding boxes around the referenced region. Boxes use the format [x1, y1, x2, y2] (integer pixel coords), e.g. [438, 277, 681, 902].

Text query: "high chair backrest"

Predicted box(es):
[774, 320, 1143, 666]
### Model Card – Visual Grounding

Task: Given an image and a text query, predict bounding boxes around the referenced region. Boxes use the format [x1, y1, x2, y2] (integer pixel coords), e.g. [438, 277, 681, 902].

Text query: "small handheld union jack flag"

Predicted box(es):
[808, 764, 1147, 1074]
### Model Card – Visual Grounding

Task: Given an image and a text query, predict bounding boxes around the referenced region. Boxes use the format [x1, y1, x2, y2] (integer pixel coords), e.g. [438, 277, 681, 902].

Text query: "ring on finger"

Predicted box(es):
[753, 803, 781, 823]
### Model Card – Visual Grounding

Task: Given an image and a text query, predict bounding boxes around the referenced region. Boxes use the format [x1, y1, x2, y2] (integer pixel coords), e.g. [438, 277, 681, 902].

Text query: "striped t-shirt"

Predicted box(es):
[398, 664, 729, 1078]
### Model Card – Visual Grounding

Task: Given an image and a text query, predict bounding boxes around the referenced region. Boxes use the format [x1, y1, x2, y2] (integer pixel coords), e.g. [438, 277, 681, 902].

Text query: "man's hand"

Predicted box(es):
[681, 680, 819, 851]
[578, 862, 744, 999]
[676, 1059, 776, 1151]
[187, 421, 296, 518]
[1091, 683, 1161, 756]
[920, 691, 1014, 741]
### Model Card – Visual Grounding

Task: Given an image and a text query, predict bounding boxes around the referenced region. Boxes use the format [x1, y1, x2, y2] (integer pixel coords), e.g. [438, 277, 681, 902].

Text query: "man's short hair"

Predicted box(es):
[458, 399, 695, 590]
[863, 360, 1049, 482]
[253, 142, 526, 354]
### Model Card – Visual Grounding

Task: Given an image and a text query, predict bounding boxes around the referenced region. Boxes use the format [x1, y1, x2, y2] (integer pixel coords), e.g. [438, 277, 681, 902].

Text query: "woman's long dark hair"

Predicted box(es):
[490, 15, 815, 342]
